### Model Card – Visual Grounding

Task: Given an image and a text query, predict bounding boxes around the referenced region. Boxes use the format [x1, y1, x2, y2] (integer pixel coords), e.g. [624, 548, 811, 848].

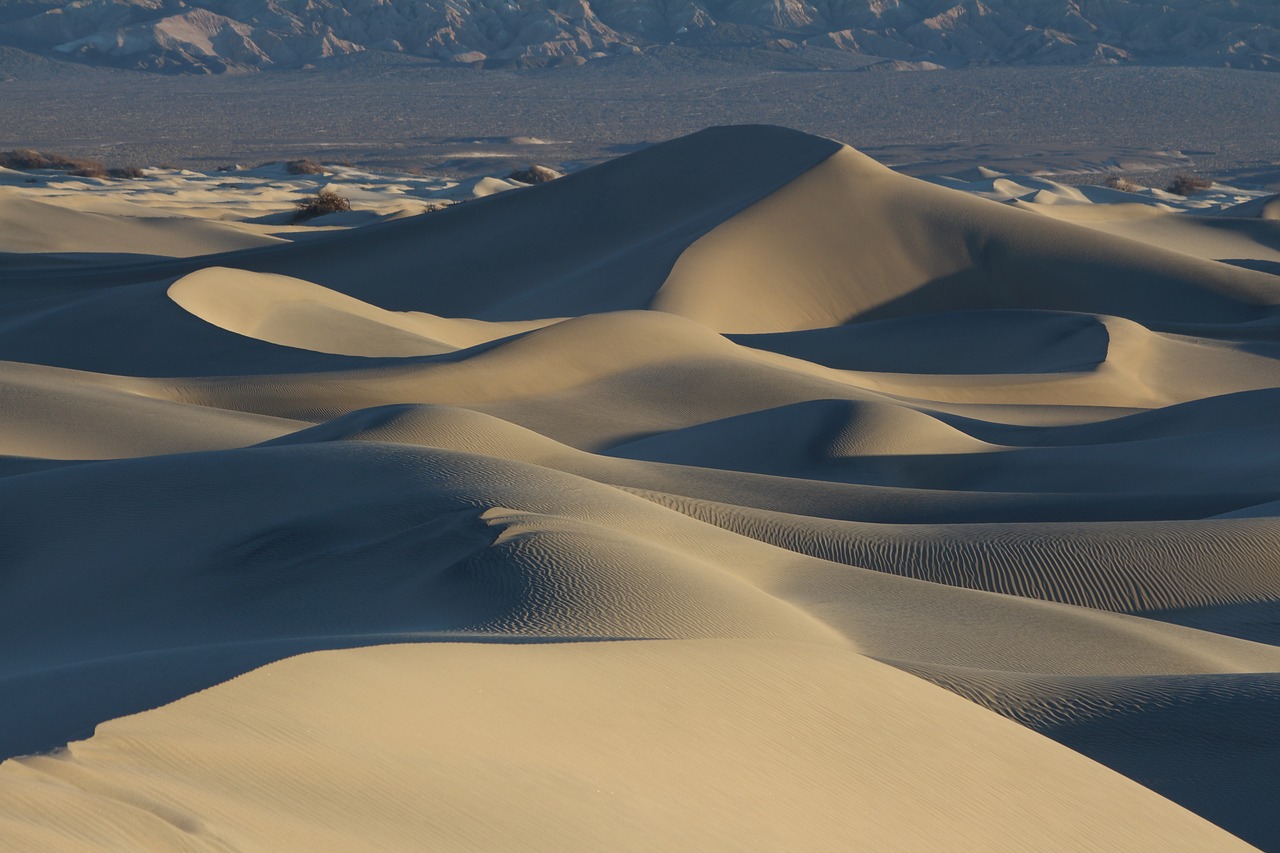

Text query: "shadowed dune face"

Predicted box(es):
[730, 310, 1113, 375]
[653, 145, 1278, 332]
[1, 124, 1279, 849]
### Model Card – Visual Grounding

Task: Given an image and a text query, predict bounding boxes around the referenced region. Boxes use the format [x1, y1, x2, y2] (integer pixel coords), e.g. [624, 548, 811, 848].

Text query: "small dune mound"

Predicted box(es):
[265, 404, 580, 470]
[1220, 193, 1280, 221]
[608, 399, 993, 479]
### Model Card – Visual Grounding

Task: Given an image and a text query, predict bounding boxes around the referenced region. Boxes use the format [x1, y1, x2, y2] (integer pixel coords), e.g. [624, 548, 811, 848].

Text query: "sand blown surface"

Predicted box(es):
[0, 125, 1278, 850]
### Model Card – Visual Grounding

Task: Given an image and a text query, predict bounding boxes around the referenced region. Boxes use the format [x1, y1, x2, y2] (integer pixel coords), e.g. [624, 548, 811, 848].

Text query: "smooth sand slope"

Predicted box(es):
[0, 642, 1253, 852]
[0, 125, 1278, 850]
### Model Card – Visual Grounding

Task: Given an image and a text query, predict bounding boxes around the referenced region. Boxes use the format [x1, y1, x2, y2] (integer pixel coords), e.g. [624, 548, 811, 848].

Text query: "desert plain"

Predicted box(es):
[0, 121, 1279, 849]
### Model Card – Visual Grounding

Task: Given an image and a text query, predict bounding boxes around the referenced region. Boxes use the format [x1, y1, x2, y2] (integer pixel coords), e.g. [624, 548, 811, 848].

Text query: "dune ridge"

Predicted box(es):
[0, 124, 1277, 850]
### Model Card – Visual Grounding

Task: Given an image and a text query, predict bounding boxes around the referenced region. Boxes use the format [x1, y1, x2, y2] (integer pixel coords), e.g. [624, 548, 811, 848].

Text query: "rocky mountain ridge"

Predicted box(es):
[0, 0, 1277, 73]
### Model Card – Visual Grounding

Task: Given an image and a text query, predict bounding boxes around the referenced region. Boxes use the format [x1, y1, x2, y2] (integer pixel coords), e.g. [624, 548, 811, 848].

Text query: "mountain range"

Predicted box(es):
[0, 0, 1278, 74]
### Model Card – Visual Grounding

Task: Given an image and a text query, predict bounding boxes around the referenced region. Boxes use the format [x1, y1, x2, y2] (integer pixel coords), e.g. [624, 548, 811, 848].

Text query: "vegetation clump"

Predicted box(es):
[1, 148, 53, 170]
[68, 163, 109, 178]
[293, 187, 352, 222]
[1104, 174, 1144, 193]
[1, 148, 147, 179]
[507, 164, 561, 184]
[1, 148, 108, 175]
[286, 158, 328, 175]
[1167, 173, 1213, 196]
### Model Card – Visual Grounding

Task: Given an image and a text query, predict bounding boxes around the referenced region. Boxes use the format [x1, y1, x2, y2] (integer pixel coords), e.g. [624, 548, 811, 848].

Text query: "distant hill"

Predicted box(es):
[0, 0, 1277, 74]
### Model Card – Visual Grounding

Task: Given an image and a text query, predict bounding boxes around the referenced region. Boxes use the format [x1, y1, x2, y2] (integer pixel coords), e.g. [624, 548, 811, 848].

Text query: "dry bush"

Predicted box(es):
[507, 164, 561, 184]
[65, 157, 109, 174]
[1104, 174, 1143, 193]
[0, 148, 51, 169]
[68, 163, 109, 178]
[293, 188, 352, 222]
[286, 158, 328, 175]
[1, 148, 108, 175]
[1167, 173, 1213, 195]
[108, 166, 146, 179]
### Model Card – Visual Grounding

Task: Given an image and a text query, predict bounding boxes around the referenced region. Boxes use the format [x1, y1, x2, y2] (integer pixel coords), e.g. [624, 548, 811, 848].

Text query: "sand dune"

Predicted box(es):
[168, 267, 558, 357]
[901, 662, 1280, 851]
[0, 642, 1252, 852]
[0, 360, 300, 458]
[642, 496, 1280, 614]
[0, 187, 285, 258]
[656, 146, 1278, 332]
[1, 125, 1278, 849]
[1223, 193, 1280, 221]
[730, 309, 1113, 374]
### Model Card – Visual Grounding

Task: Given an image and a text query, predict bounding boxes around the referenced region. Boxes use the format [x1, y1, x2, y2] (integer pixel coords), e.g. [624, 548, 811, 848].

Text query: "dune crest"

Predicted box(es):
[656, 146, 1278, 333]
[168, 267, 557, 357]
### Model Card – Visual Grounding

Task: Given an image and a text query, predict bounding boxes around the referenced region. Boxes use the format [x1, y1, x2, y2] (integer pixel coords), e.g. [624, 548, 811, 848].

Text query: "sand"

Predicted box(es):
[0, 125, 1277, 849]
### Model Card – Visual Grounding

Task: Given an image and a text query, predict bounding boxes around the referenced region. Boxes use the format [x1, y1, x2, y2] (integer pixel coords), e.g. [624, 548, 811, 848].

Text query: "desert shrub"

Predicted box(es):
[1104, 174, 1143, 193]
[507, 164, 560, 184]
[68, 163, 109, 178]
[293, 188, 352, 222]
[286, 158, 328, 175]
[1167, 173, 1213, 195]
[0, 148, 50, 169]
[108, 166, 146, 179]
[1, 148, 108, 175]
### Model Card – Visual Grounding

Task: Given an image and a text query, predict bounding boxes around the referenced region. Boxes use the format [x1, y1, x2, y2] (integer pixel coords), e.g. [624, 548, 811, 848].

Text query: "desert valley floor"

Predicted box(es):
[1, 125, 1280, 849]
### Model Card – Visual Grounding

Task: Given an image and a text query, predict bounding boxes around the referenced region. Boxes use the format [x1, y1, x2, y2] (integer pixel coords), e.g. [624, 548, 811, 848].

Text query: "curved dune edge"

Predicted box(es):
[0, 640, 1255, 852]
[107, 308, 1280, 454]
[167, 267, 560, 357]
[655, 146, 1279, 333]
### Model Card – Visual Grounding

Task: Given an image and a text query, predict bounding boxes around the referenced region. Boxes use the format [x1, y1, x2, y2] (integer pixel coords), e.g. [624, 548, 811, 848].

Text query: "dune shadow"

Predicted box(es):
[1147, 600, 1280, 647]
[0, 251, 179, 270]
[1219, 258, 1280, 277]
[1042, 673, 1280, 852]
[731, 308, 1109, 375]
